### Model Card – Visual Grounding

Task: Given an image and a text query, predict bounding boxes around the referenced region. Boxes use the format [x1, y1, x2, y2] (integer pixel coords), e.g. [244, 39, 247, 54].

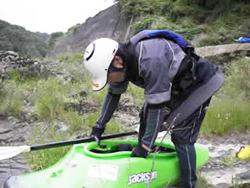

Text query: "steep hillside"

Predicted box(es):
[49, 3, 134, 58]
[0, 20, 50, 58]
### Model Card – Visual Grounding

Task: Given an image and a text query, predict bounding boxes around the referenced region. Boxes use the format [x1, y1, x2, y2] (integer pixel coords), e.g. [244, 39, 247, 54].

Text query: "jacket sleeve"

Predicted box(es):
[95, 81, 128, 128]
[95, 91, 121, 128]
[138, 39, 173, 105]
[138, 38, 185, 105]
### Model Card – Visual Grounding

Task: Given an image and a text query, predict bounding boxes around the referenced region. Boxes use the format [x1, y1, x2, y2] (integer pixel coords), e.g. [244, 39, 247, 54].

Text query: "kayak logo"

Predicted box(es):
[127, 171, 157, 185]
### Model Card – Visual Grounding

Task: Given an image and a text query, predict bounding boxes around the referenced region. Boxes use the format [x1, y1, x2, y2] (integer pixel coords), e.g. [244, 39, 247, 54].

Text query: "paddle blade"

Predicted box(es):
[0, 146, 30, 160]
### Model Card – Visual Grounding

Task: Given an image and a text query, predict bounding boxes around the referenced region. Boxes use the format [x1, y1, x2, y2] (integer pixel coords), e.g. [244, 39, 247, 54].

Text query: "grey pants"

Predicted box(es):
[139, 98, 211, 188]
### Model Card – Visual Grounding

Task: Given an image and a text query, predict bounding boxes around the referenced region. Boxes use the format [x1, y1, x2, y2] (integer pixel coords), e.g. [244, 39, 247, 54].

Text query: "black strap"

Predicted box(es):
[163, 70, 224, 129]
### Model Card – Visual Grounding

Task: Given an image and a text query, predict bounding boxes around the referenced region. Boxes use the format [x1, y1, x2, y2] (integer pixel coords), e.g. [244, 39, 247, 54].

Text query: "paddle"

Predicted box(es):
[0, 131, 137, 161]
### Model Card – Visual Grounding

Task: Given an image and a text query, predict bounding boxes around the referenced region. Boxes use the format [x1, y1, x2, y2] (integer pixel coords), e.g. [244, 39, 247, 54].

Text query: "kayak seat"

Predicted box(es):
[157, 146, 175, 153]
[90, 144, 133, 153]
[90, 144, 175, 154]
[116, 144, 133, 151]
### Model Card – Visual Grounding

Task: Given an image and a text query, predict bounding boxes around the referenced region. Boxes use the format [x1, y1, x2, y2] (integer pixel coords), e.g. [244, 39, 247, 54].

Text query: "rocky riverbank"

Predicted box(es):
[0, 117, 31, 186]
[0, 50, 249, 187]
[0, 111, 250, 188]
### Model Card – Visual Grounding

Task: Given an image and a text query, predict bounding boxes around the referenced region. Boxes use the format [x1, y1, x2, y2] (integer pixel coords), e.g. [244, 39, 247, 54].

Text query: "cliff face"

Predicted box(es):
[49, 4, 134, 58]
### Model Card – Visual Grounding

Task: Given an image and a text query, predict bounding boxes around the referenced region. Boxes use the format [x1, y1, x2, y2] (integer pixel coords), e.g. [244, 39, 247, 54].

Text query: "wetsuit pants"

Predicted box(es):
[139, 98, 211, 188]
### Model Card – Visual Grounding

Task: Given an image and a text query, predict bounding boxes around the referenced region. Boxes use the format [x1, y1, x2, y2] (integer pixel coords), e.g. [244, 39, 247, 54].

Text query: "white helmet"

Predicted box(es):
[83, 38, 119, 91]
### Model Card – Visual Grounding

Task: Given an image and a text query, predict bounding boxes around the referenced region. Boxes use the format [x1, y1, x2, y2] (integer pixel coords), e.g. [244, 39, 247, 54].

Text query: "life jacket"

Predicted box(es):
[129, 30, 198, 93]
[130, 30, 196, 56]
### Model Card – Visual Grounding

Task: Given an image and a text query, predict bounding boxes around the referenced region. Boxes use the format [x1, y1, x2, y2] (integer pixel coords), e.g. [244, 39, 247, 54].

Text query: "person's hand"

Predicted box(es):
[131, 144, 151, 158]
[90, 126, 105, 145]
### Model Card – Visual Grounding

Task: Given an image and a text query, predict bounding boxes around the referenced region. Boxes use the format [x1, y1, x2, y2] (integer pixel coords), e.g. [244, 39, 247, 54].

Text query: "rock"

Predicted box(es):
[118, 96, 140, 115]
[196, 43, 250, 57]
[70, 89, 87, 98]
[0, 51, 46, 80]
[0, 126, 11, 134]
[237, 170, 250, 181]
[215, 183, 230, 188]
[75, 133, 89, 139]
[64, 99, 98, 114]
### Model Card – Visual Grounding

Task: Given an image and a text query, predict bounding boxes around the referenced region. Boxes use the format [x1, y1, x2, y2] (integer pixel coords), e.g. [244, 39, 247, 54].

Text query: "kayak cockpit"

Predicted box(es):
[78, 140, 177, 159]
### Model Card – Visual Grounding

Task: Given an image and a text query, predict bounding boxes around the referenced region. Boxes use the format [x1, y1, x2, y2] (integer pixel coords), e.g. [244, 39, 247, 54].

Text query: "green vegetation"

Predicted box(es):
[231, 177, 249, 188]
[0, 20, 49, 58]
[35, 78, 67, 121]
[117, 0, 250, 44]
[56, 53, 83, 64]
[66, 23, 81, 35]
[48, 32, 64, 49]
[222, 156, 237, 167]
[0, 80, 25, 116]
[0, 53, 131, 169]
[202, 58, 250, 135]
[126, 84, 144, 107]
[196, 172, 213, 188]
[27, 124, 71, 170]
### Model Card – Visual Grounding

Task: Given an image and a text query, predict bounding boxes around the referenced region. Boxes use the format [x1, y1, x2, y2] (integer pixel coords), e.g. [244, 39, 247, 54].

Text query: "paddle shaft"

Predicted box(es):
[30, 131, 137, 151]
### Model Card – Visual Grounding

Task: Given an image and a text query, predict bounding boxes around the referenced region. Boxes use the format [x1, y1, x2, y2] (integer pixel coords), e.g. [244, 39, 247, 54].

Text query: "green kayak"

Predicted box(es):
[3, 140, 209, 188]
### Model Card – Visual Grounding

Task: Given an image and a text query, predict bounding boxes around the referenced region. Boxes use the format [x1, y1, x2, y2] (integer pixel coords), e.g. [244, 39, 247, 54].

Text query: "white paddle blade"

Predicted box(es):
[0, 146, 31, 160]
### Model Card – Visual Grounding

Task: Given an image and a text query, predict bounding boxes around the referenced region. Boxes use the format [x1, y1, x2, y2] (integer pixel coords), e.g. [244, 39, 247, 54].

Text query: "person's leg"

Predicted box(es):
[174, 143, 197, 188]
[171, 98, 211, 188]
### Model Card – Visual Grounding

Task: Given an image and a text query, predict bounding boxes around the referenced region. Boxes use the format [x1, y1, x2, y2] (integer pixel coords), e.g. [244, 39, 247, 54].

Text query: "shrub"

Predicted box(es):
[131, 15, 156, 33]
[27, 125, 70, 170]
[201, 97, 250, 136]
[34, 77, 82, 121]
[56, 53, 83, 64]
[126, 84, 144, 107]
[201, 58, 250, 135]
[61, 111, 87, 134]
[0, 80, 25, 116]
[80, 110, 122, 134]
